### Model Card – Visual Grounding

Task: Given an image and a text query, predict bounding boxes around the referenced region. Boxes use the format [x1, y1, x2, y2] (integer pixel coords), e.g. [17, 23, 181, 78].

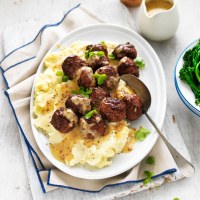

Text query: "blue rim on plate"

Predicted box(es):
[174, 38, 200, 117]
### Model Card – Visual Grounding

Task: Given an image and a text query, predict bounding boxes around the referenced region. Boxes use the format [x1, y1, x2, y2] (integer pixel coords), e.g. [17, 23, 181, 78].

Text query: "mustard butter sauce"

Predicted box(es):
[146, 0, 173, 16]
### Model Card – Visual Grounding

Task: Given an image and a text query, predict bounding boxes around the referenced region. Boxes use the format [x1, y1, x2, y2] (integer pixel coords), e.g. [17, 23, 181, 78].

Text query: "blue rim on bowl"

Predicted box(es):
[174, 38, 200, 117]
[174, 79, 200, 117]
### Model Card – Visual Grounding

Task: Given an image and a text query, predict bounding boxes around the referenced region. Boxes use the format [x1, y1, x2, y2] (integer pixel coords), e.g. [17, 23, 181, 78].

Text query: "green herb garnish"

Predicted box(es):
[179, 40, 200, 106]
[72, 86, 92, 98]
[62, 75, 69, 82]
[108, 53, 116, 60]
[56, 70, 64, 76]
[94, 73, 107, 85]
[100, 41, 106, 46]
[134, 57, 145, 68]
[146, 156, 156, 165]
[143, 170, 154, 185]
[89, 51, 105, 58]
[85, 50, 90, 59]
[173, 198, 180, 200]
[85, 49, 105, 59]
[135, 127, 150, 141]
[85, 109, 98, 119]
[56, 71, 69, 82]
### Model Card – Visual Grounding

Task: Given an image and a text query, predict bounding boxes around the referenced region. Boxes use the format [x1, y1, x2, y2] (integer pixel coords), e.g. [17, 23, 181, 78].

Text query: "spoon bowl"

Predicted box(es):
[121, 74, 195, 178]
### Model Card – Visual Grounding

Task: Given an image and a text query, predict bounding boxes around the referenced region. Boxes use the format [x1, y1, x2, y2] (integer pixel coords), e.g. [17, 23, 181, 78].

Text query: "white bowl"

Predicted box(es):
[175, 79, 200, 117]
[30, 24, 166, 180]
[174, 39, 200, 117]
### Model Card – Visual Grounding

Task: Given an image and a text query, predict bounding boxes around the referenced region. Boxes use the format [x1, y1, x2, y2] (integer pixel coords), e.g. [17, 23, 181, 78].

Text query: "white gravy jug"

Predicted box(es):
[136, 0, 179, 41]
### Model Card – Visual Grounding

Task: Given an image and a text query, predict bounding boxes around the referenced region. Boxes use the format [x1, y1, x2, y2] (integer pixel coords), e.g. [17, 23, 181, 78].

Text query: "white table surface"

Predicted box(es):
[0, 0, 199, 199]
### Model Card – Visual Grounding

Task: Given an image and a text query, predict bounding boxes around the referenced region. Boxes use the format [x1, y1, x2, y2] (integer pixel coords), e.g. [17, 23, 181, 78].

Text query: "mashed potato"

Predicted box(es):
[33, 41, 136, 168]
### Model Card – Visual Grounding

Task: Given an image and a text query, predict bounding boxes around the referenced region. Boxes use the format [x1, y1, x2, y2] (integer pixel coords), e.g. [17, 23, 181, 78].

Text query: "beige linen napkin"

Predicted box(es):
[1, 3, 184, 194]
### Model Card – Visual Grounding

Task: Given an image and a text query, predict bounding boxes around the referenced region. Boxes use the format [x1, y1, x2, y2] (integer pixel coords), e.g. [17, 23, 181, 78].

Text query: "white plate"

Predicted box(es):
[174, 39, 200, 117]
[30, 24, 166, 180]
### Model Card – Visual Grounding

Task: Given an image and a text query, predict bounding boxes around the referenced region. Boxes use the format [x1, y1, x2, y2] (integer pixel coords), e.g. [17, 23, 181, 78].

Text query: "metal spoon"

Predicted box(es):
[121, 74, 195, 177]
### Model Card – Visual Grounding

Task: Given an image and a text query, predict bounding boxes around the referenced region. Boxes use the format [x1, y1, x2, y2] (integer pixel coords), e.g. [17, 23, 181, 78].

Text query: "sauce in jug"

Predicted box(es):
[146, 0, 173, 16]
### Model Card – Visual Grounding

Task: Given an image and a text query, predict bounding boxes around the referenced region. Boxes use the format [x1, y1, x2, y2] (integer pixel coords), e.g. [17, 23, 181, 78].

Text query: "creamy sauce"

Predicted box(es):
[63, 109, 78, 128]
[71, 95, 91, 113]
[50, 127, 93, 163]
[79, 118, 97, 137]
[50, 121, 131, 163]
[111, 79, 135, 99]
[146, 0, 173, 16]
[88, 55, 98, 66]
[122, 128, 136, 153]
[54, 80, 79, 108]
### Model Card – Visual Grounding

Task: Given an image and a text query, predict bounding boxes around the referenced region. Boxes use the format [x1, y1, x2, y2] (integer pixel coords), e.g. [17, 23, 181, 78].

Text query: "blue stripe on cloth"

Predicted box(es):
[4, 90, 46, 193]
[0, 67, 9, 88]
[47, 168, 177, 193]
[0, 3, 81, 72]
[4, 56, 36, 72]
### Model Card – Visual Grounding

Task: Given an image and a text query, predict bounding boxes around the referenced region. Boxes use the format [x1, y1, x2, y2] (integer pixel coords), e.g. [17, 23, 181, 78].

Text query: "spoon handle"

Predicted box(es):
[145, 112, 195, 177]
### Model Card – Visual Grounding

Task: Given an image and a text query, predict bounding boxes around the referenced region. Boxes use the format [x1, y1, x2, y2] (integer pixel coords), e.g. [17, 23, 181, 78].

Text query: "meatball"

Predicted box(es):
[65, 94, 91, 115]
[90, 87, 109, 109]
[51, 107, 78, 133]
[87, 55, 109, 71]
[118, 57, 139, 77]
[76, 66, 96, 88]
[95, 66, 120, 90]
[123, 94, 143, 120]
[62, 55, 87, 79]
[113, 42, 137, 60]
[100, 97, 126, 122]
[86, 44, 108, 56]
[79, 114, 107, 139]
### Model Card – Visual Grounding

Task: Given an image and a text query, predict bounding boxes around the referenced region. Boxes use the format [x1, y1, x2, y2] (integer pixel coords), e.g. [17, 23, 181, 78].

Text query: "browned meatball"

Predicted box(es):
[62, 55, 87, 79]
[123, 94, 143, 120]
[79, 114, 107, 139]
[87, 55, 109, 71]
[65, 94, 91, 115]
[86, 44, 108, 56]
[95, 66, 120, 90]
[113, 42, 137, 60]
[51, 107, 78, 133]
[90, 87, 109, 109]
[118, 57, 139, 77]
[100, 97, 126, 122]
[76, 66, 96, 88]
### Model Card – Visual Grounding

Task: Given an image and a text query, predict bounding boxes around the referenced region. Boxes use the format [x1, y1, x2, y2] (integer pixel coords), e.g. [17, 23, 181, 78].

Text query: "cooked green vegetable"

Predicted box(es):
[173, 198, 180, 200]
[195, 62, 200, 82]
[85, 109, 98, 119]
[94, 73, 107, 85]
[179, 40, 200, 106]
[146, 156, 156, 165]
[72, 87, 92, 98]
[134, 57, 145, 68]
[143, 170, 154, 185]
[108, 53, 116, 60]
[135, 127, 150, 141]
